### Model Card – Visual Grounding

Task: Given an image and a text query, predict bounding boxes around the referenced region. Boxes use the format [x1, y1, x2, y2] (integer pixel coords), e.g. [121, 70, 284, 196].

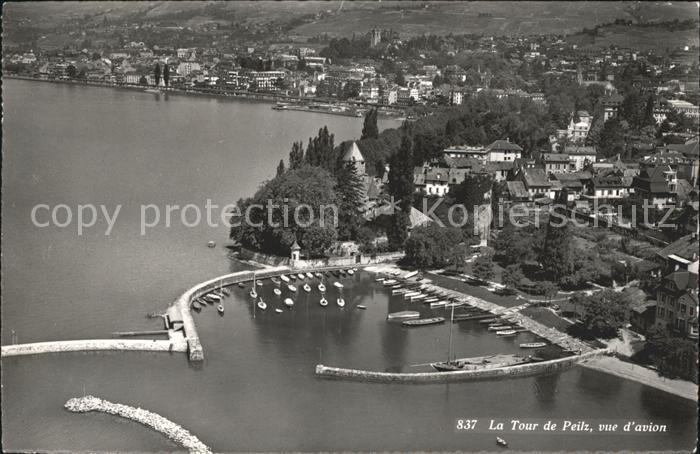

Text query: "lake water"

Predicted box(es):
[1, 79, 696, 452]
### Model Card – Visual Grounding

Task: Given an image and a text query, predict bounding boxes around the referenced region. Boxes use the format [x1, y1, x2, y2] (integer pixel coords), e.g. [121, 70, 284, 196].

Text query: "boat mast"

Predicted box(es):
[447, 303, 455, 363]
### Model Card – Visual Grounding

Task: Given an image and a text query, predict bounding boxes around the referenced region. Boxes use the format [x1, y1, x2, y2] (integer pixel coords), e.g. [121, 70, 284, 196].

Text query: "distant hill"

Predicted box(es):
[3, 1, 698, 42]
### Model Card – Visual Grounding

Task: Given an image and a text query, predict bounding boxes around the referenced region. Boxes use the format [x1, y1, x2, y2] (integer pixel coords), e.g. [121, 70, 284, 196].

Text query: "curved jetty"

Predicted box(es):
[65, 395, 211, 454]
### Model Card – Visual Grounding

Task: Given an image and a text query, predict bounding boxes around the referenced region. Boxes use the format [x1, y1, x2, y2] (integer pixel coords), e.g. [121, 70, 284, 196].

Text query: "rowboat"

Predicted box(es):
[387, 311, 420, 320]
[403, 291, 421, 298]
[314, 272, 323, 278]
[319, 297, 328, 307]
[496, 330, 517, 336]
[250, 288, 258, 298]
[237, 282, 245, 288]
[288, 274, 297, 280]
[496, 437, 508, 447]
[430, 301, 448, 308]
[519, 342, 547, 349]
[337, 298, 345, 307]
[318, 283, 326, 292]
[357, 305, 367, 310]
[217, 304, 224, 314]
[347, 269, 354, 275]
[208, 294, 222, 301]
[273, 288, 282, 296]
[192, 300, 201, 310]
[478, 318, 501, 324]
[270, 277, 280, 285]
[288, 284, 297, 292]
[280, 274, 290, 283]
[422, 297, 439, 303]
[256, 281, 263, 287]
[306, 272, 314, 279]
[375, 277, 385, 282]
[303, 284, 311, 292]
[488, 325, 513, 331]
[333, 282, 343, 289]
[297, 273, 306, 280]
[257, 300, 267, 310]
[275, 308, 283, 314]
[382, 279, 397, 286]
[402, 317, 445, 327]
[284, 298, 294, 307]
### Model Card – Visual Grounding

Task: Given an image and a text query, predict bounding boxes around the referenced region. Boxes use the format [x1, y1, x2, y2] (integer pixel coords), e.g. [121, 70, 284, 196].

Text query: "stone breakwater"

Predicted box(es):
[65, 395, 212, 454]
[1, 339, 187, 358]
[316, 349, 610, 383]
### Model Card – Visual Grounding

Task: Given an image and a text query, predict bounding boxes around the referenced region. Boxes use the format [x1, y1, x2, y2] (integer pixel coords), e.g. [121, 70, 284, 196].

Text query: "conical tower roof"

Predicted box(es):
[343, 141, 364, 162]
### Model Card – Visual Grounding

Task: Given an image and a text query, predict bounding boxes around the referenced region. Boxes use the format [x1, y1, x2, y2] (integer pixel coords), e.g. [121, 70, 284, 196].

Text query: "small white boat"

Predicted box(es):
[306, 272, 314, 279]
[337, 298, 345, 307]
[208, 294, 222, 301]
[280, 274, 290, 283]
[496, 330, 517, 336]
[519, 342, 547, 349]
[333, 282, 344, 289]
[284, 298, 294, 307]
[275, 308, 283, 314]
[357, 305, 367, 310]
[288, 284, 297, 292]
[319, 297, 328, 307]
[318, 283, 326, 292]
[387, 311, 420, 320]
[217, 304, 224, 314]
[257, 300, 267, 310]
[207, 240, 216, 248]
[256, 281, 263, 287]
[250, 288, 258, 298]
[303, 284, 311, 292]
[430, 301, 448, 308]
[382, 279, 398, 286]
[496, 437, 508, 447]
[347, 269, 354, 275]
[273, 288, 282, 296]
[375, 277, 385, 282]
[297, 273, 306, 280]
[314, 272, 323, 278]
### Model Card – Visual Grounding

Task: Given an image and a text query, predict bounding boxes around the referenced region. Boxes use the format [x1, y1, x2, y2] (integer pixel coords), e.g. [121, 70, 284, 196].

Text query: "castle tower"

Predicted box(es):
[343, 141, 366, 175]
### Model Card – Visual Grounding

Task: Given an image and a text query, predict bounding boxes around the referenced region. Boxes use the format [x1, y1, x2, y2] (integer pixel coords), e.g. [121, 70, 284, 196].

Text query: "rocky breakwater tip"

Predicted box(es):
[65, 396, 212, 454]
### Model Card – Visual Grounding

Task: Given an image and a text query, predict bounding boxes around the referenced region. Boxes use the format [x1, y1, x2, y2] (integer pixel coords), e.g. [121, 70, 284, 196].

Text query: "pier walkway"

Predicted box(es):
[1, 338, 186, 358]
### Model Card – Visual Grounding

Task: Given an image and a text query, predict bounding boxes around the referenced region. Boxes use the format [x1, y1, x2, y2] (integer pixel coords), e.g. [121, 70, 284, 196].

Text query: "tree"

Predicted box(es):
[540, 204, 573, 283]
[361, 108, 379, 140]
[576, 290, 628, 338]
[288, 141, 305, 170]
[229, 166, 338, 257]
[502, 264, 525, 289]
[599, 117, 626, 158]
[66, 64, 77, 79]
[276, 159, 285, 177]
[387, 134, 415, 213]
[450, 174, 493, 211]
[387, 211, 410, 250]
[644, 328, 698, 382]
[163, 63, 170, 87]
[154, 63, 161, 86]
[404, 224, 463, 269]
[334, 160, 365, 240]
[395, 68, 406, 87]
[472, 254, 495, 281]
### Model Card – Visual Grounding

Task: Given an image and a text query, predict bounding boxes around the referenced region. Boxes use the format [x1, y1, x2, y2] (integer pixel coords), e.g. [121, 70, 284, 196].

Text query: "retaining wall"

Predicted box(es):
[315, 349, 610, 383]
[1, 339, 186, 358]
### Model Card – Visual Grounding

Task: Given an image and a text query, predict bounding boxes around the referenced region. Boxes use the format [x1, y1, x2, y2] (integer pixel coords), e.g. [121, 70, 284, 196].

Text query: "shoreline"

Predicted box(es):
[580, 356, 697, 402]
[4, 75, 406, 119]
